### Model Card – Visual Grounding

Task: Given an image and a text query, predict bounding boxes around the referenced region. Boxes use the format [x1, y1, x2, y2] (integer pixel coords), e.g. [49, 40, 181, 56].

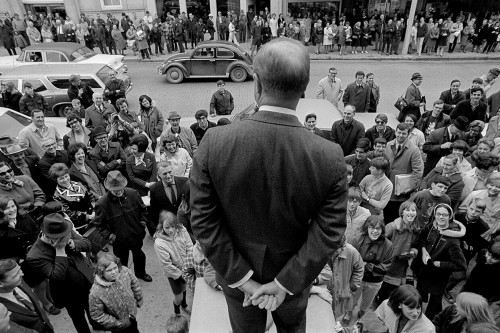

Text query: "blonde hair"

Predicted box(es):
[455, 292, 496, 324]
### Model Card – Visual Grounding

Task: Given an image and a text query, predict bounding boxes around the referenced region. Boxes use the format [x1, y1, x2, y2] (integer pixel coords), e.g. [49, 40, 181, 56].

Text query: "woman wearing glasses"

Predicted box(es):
[410, 203, 467, 321]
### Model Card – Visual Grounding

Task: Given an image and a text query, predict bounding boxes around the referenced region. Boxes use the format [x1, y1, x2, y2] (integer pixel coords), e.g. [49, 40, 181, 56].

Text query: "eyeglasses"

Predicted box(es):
[375, 121, 386, 124]
[0, 168, 12, 176]
[436, 213, 450, 218]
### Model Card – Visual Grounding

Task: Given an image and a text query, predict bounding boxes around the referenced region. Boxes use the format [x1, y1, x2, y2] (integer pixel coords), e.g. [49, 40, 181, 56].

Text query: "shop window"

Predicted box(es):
[288, 1, 340, 20]
[100, 0, 122, 9]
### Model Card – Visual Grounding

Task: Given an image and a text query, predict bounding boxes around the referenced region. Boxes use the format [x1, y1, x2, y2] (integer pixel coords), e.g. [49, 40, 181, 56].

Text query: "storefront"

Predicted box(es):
[22, 0, 67, 17]
[287, 0, 341, 19]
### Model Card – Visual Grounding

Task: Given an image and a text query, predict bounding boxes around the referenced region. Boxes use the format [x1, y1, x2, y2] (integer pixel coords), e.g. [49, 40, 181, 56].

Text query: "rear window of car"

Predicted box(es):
[71, 47, 96, 61]
[216, 48, 234, 58]
[48, 78, 72, 89]
[46, 51, 68, 62]
[80, 77, 101, 89]
[24, 80, 47, 93]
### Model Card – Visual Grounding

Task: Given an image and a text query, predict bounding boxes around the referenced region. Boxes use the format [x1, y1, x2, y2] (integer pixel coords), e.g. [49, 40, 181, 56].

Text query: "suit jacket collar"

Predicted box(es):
[249, 110, 303, 128]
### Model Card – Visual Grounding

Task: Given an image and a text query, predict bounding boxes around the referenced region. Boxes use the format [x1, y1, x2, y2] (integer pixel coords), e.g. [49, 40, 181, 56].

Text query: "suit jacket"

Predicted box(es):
[399, 83, 422, 121]
[385, 139, 424, 201]
[342, 82, 371, 113]
[125, 152, 157, 196]
[84, 102, 116, 130]
[149, 177, 188, 225]
[0, 281, 54, 333]
[25, 232, 93, 307]
[422, 126, 465, 176]
[207, 19, 215, 32]
[190, 110, 347, 294]
[174, 23, 184, 40]
[439, 89, 466, 115]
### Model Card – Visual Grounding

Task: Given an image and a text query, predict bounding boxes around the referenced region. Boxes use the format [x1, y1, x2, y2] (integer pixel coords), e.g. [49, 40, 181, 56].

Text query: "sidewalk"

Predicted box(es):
[123, 40, 500, 62]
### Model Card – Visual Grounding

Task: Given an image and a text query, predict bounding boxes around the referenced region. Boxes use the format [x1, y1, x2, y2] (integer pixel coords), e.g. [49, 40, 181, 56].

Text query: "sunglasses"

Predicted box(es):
[376, 121, 386, 124]
[0, 168, 12, 176]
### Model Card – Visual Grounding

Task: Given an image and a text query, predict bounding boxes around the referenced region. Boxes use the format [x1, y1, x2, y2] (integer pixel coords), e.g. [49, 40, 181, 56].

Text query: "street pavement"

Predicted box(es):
[0, 49, 485, 332]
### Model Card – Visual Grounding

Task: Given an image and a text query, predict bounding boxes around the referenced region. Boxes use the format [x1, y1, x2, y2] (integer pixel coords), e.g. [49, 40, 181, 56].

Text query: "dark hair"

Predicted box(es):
[162, 133, 178, 146]
[489, 242, 500, 260]
[396, 123, 410, 132]
[473, 152, 500, 170]
[356, 138, 371, 152]
[0, 196, 23, 222]
[66, 111, 82, 128]
[450, 79, 461, 86]
[217, 118, 231, 126]
[361, 215, 385, 238]
[432, 175, 450, 187]
[116, 97, 128, 109]
[355, 70, 365, 78]
[404, 114, 417, 123]
[0, 259, 17, 281]
[370, 157, 389, 173]
[450, 140, 469, 154]
[216, 80, 225, 86]
[48, 163, 69, 181]
[433, 99, 445, 106]
[366, 72, 374, 78]
[388, 285, 423, 318]
[195, 109, 208, 119]
[305, 113, 317, 122]
[374, 137, 387, 146]
[30, 109, 44, 118]
[129, 134, 149, 153]
[470, 87, 484, 96]
[138, 95, 152, 110]
[67, 142, 87, 163]
[444, 154, 459, 165]
[431, 203, 454, 224]
[42, 201, 64, 216]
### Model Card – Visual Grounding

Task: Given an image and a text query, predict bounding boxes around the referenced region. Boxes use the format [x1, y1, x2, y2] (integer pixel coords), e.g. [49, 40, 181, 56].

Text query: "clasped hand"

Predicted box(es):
[239, 279, 286, 312]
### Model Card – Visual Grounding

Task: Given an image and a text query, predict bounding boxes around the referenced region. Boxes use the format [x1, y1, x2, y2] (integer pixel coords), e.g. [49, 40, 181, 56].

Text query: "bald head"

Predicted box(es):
[254, 39, 310, 101]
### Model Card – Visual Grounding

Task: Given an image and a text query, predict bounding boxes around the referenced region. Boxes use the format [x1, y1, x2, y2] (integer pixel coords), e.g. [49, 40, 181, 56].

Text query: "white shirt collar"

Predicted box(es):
[259, 105, 296, 116]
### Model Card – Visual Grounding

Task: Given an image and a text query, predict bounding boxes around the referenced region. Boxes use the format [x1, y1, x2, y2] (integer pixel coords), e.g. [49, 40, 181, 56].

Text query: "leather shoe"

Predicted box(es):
[139, 274, 153, 282]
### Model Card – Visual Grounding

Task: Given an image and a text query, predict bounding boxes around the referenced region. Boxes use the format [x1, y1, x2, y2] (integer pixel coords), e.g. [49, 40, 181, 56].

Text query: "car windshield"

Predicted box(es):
[0, 110, 32, 138]
[97, 65, 116, 85]
[70, 47, 96, 61]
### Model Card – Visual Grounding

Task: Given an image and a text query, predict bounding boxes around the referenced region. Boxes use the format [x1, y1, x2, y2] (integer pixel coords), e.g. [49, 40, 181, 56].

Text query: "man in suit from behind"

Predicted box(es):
[0, 259, 54, 333]
[190, 38, 347, 333]
[149, 161, 188, 235]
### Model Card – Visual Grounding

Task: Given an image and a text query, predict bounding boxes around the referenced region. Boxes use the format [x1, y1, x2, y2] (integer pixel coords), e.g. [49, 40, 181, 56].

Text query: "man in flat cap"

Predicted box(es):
[19, 82, 50, 116]
[67, 74, 94, 109]
[159, 112, 198, 158]
[397, 72, 425, 122]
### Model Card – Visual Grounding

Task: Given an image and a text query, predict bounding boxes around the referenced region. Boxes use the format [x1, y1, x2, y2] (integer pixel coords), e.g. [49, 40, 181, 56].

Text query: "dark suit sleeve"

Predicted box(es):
[365, 86, 371, 112]
[342, 85, 350, 105]
[422, 131, 442, 155]
[276, 172, 347, 293]
[449, 103, 461, 120]
[26, 254, 69, 282]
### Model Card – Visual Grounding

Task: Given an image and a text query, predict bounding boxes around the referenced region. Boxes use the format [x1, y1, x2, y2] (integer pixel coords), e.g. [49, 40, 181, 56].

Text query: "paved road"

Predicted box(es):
[50, 59, 490, 332]
[125, 59, 494, 122]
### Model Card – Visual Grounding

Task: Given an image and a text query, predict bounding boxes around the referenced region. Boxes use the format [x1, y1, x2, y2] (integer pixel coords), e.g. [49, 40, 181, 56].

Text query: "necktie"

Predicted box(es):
[396, 145, 402, 155]
[169, 184, 177, 204]
[13, 289, 35, 312]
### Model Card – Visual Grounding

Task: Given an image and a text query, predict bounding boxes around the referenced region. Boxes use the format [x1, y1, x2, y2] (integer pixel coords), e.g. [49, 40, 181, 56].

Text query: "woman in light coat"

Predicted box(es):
[89, 253, 143, 332]
[26, 21, 41, 44]
[75, 24, 85, 45]
[41, 22, 53, 42]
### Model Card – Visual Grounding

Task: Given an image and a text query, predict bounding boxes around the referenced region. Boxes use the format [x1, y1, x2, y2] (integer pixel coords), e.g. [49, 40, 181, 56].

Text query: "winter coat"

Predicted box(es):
[94, 188, 148, 248]
[125, 152, 157, 196]
[0, 25, 15, 49]
[384, 218, 419, 285]
[154, 226, 193, 279]
[0, 214, 39, 261]
[354, 235, 394, 283]
[321, 243, 364, 318]
[376, 299, 436, 333]
[416, 111, 451, 138]
[140, 106, 164, 144]
[411, 222, 467, 294]
[89, 267, 142, 330]
[365, 125, 396, 149]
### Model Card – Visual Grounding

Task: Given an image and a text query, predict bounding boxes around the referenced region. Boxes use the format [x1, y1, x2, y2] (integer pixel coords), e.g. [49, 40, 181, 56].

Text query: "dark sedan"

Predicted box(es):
[157, 41, 253, 84]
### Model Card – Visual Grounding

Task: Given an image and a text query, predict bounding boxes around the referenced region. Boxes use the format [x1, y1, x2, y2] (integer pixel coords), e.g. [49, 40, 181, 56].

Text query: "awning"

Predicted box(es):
[22, 0, 64, 4]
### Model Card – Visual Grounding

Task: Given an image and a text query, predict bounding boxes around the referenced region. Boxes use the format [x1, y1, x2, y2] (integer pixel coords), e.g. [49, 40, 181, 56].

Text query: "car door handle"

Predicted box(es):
[209, 59, 215, 62]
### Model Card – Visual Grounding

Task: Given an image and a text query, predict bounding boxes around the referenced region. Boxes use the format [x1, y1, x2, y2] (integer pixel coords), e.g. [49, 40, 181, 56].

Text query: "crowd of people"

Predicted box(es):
[0, 29, 500, 333]
[1, 8, 500, 58]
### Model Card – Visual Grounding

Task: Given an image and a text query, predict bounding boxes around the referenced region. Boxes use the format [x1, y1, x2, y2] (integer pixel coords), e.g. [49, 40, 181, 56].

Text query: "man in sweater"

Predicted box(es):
[450, 87, 488, 122]
[331, 105, 365, 156]
[439, 79, 466, 115]
[411, 175, 451, 229]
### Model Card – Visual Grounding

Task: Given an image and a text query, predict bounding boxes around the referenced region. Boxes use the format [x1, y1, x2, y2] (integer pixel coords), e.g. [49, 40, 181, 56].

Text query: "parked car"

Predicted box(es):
[157, 41, 253, 84]
[0, 63, 133, 117]
[0, 42, 128, 75]
[0, 107, 69, 139]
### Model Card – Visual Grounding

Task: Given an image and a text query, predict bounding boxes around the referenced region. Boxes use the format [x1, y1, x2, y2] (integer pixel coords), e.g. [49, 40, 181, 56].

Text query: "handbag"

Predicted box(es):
[394, 94, 407, 112]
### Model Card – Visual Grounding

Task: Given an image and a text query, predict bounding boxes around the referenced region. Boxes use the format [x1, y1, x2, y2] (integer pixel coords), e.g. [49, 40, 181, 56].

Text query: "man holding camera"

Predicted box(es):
[67, 74, 94, 109]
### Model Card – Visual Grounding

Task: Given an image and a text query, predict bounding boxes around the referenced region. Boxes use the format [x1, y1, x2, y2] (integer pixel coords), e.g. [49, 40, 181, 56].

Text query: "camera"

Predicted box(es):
[111, 114, 120, 122]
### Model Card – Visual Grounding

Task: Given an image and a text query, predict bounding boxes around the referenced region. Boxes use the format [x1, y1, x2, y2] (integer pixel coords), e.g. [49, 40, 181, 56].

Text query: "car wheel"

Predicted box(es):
[165, 67, 184, 84]
[56, 105, 71, 117]
[230, 67, 247, 83]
